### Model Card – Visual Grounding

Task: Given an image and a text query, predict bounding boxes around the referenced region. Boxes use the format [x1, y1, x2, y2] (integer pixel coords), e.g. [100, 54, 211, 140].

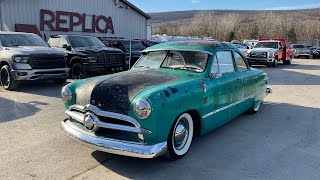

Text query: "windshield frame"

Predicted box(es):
[292, 44, 306, 49]
[68, 36, 106, 48]
[254, 42, 279, 49]
[134, 50, 210, 73]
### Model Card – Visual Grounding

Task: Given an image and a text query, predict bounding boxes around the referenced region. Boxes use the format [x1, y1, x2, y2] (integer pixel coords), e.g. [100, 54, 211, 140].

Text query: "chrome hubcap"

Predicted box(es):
[173, 118, 189, 150]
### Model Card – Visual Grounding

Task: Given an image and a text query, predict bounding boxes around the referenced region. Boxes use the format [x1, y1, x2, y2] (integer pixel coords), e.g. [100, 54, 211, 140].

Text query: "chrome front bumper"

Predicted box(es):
[11, 68, 69, 81]
[61, 104, 168, 158]
[61, 119, 167, 158]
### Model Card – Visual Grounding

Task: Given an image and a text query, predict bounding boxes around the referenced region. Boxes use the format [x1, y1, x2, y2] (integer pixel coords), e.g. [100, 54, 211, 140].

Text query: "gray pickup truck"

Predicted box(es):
[0, 32, 69, 90]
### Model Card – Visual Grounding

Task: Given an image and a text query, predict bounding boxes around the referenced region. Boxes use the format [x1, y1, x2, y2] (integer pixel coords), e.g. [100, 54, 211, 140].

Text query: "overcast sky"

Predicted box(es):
[129, 0, 320, 13]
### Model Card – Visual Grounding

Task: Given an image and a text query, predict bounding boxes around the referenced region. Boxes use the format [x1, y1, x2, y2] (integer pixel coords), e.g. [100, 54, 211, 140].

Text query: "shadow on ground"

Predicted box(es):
[0, 97, 48, 123]
[92, 102, 320, 179]
[13, 80, 67, 98]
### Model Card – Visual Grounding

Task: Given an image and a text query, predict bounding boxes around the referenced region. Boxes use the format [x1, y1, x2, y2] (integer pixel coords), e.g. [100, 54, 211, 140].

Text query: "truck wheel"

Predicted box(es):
[272, 59, 277, 67]
[71, 63, 87, 79]
[165, 113, 194, 160]
[0, 65, 19, 90]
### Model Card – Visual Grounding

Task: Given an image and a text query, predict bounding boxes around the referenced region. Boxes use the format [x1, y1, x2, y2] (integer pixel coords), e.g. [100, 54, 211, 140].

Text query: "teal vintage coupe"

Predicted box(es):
[61, 41, 271, 160]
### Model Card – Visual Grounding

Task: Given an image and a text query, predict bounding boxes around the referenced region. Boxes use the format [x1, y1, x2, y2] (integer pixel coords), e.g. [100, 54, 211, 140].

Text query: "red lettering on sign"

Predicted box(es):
[40, 9, 55, 31]
[105, 16, 115, 34]
[56, 11, 69, 32]
[69, 12, 82, 31]
[40, 9, 115, 34]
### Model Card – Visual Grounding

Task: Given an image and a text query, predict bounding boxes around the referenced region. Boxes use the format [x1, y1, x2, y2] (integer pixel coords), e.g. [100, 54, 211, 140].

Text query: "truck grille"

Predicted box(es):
[29, 55, 66, 69]
[97, 53, 125, 64]
[250, 52, 267, 58]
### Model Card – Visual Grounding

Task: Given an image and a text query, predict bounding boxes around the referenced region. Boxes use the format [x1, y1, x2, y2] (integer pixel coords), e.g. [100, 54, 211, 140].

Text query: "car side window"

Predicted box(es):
[210, 55, 219, 73]
[216, 51, 235, 73]
[59, 38, 68, 47]
[234, 52, 248, 72]
[49, 38, 59, 47]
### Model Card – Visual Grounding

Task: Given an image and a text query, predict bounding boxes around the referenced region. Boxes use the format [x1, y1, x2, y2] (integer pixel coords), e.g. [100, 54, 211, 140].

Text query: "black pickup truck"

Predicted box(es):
[0, 32, 68, 90]
[48, 35, 126, 79]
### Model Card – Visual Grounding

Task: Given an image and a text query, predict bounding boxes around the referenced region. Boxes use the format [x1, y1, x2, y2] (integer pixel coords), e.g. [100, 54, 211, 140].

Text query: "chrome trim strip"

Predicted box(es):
[70, 104, 142, 129]
[61, 119, 167, 159]
[67, 105, 151, 135]
[202, 90, 266, 119]
[65, 110, 151, 135]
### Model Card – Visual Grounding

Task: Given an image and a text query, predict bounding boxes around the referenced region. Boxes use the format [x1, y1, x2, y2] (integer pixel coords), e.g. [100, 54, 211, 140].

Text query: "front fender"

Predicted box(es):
[129, 79, 208, 144]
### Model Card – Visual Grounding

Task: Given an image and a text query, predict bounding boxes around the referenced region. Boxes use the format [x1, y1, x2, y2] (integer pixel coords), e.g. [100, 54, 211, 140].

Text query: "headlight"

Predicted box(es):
[268, 52, 274, 58]
[13, 56, 30, 63]
[134, 99, 151, 119]
[61, 86, 72, 104]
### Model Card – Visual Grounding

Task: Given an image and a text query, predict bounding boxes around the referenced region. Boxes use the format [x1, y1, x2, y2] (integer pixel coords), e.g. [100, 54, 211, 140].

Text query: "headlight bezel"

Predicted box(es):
[134, 99, 152, 120]
[268, 52, 275, 58]
[61, 86, 73, 104]
[13, 56, 30, 63]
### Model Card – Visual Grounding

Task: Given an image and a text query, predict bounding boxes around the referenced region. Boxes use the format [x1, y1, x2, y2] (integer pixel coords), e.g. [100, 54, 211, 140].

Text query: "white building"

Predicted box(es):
[0, 0, 150, 40]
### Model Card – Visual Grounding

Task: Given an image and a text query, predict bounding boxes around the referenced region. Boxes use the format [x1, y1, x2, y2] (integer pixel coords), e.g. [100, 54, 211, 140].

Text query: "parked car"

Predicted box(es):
[247, 38, 294, 67]
[0, 32, 68, 90]
[98, 38, 146, 68]
[48, 35, 126, 79]
[310, 46, 320, 59]
[233, 43, 249, 56]
[243, 39, 259, 47]
[60, 41, 272, 160]
[290, 44, 312, 59]
[136, 39, 160, 48]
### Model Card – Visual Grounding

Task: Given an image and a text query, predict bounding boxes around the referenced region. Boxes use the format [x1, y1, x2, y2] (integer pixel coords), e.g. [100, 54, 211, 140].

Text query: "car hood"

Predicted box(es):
[74, 46, 122, 55]
[75, 69, 180, 114]
[4, 46, 65, 55]
[250, 48, 277, 53]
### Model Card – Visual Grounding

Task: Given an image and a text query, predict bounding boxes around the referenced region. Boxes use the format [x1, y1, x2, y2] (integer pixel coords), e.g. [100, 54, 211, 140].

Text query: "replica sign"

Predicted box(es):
[40, 9, 115, 34]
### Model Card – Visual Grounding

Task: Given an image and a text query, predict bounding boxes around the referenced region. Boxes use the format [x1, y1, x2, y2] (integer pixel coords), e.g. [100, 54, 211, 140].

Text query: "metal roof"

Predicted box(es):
[121, 0, 151, 19]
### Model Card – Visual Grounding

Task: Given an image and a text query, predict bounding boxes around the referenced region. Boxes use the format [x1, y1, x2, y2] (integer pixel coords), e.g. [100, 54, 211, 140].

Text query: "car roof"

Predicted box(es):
[142, 41, 235, 55]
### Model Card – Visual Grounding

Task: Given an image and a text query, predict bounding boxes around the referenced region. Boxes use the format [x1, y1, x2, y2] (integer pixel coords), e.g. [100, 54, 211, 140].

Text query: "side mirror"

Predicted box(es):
[63, 44, 72, 51]
[211, 71, 222, 79]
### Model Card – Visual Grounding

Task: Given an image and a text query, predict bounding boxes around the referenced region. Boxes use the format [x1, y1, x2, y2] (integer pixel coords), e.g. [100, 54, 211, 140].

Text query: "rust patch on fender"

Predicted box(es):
[169, 87, 179, 94]
[163, 90, 170, 97]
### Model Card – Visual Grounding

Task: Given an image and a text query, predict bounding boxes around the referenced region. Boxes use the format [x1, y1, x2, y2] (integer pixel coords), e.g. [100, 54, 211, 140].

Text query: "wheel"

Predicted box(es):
[272, 58, 277, 67]
[0, 65, 19, 90]
[71, 63, 87, 79]
[165, 113, 194, 160]
[283, 57, 292, 65]
[248, 101, 262, 114]
[53, 78, 67, 85]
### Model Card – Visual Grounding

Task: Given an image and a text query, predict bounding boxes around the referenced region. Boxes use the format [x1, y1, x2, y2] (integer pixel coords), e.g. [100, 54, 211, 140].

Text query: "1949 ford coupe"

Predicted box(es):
[61, 41, 272, 160]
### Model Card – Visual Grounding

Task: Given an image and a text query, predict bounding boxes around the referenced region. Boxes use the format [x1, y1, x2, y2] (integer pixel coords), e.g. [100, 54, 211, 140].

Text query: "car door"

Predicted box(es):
[208, 50, 243, 129]
[234, 51, 255, 113]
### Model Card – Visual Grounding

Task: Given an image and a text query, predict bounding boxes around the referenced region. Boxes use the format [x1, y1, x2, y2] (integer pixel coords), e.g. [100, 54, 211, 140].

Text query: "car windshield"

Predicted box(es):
[0, 34, 48, 47]
[293, 45, 306, 49]
[123, 41, 146, 51]
[255, 42, 278, 49]
[68, 36, 105, 48]
[134, 50, 209, 73]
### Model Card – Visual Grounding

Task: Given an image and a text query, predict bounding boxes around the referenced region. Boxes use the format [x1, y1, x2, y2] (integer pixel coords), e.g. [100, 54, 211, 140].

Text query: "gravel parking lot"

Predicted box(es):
[1, 59, 320, 180]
